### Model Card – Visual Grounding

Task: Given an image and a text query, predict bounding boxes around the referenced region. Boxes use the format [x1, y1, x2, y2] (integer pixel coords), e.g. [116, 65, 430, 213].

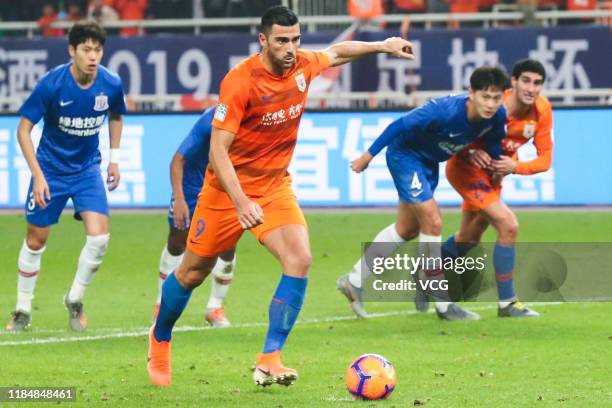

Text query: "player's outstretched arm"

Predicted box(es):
[322, 37, 414, 67]
[209, 127, 263, 229]
[350, 117, 407, 173]
[169, 152, 190, 230]
[107, 112, 123, 191]
[17, 117, 50, 209]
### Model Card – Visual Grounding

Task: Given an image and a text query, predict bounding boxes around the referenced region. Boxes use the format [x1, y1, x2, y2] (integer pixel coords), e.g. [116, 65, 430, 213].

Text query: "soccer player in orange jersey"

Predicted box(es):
[146, 5, 414, 388]
[443, 59, 553, 317]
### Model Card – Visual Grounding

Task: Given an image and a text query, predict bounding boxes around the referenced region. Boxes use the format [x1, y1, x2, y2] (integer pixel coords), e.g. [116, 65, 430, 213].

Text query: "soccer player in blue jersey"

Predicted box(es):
[337, 66, 509, 321]
[5, 22, 127, 332]
[154, 107, 236, 327]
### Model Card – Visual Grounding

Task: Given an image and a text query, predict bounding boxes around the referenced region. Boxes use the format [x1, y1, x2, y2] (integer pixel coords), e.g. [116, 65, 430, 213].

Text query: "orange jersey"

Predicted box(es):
[208, 49, 330, 197]
[502, 91, 554, 175]
[462, 90, 554, 175]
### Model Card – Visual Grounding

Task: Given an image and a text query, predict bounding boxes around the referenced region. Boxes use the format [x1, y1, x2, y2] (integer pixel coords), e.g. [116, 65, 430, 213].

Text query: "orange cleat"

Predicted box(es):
[147, 325, 172, 387]
[253, 350, 298, 387]
[205, 307, 231, 328]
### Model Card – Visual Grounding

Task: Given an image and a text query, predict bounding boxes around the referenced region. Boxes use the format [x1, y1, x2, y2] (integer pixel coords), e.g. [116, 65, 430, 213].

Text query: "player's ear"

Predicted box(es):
[68, 45, 76, 58]
[258, 32, 267, 49]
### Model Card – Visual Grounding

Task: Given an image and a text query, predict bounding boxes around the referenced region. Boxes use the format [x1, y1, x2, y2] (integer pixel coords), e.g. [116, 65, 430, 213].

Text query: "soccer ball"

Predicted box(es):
[346, 354, 397, 400]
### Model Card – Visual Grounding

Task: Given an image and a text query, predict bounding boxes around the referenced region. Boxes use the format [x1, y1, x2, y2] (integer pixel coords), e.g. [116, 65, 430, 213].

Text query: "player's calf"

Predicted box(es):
[14, 240, 46, 321]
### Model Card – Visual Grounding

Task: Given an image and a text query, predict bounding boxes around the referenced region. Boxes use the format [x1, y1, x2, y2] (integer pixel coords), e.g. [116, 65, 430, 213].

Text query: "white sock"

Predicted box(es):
[16, 240, 46, 313]
[207, 256, 235, 309]
[67, 234, 109, 303]
[348, 223, 406, 288]
[157, 245, 183, 304]
[418, 233, 450, 312]
[498, 301, 512, 308]
[435, 301, 450, 312]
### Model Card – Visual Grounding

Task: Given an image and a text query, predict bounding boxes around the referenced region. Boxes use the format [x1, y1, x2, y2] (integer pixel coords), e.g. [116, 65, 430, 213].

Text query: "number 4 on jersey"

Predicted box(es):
[411, 172, 422, 190]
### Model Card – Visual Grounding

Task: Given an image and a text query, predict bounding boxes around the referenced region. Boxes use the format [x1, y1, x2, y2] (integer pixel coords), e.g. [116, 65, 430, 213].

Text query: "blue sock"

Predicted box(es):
[154, 272, 192, 342]
[493, 243, 516, 302]
[442, 235, 474, 259]
[263, 275, 308, 353]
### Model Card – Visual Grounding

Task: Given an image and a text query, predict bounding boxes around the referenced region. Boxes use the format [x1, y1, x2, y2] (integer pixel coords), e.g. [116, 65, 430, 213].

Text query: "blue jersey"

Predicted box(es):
[368, 94, 506, 163]
[176, 107, 214, 197]
[19, 63, 127, 175]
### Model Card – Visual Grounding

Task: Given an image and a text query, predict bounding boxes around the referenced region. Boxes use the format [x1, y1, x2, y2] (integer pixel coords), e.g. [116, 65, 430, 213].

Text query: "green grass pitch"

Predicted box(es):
[1, 211, 611, 407]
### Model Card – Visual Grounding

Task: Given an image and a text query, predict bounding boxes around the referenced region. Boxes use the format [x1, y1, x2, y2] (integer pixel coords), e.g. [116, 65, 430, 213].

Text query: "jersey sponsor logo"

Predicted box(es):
[214, 104, 228, 122]
[261, 103, 303, 126]
[60, 100, 74, 107]
[93, 94, 109, 111]
[523, 121, 536, 138]
[295, 72, 306, 92]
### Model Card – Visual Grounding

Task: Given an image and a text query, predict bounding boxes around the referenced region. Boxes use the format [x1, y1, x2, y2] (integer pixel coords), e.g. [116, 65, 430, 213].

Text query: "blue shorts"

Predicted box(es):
[386, 149, 439, 204]
[167, 190, 198, 230]
[25, 168, 109, 227]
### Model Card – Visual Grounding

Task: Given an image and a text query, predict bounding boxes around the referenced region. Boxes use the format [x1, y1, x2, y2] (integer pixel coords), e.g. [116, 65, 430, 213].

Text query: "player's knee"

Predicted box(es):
[283, 251, 312, 277]
[455, 231, 480, 246]
[19, 240, 46, 272]
[422, 216, 443, 236]
[167, 241, 186, 256]
[497, 216, 519, 242]
[180, 268, 207, 288]
[25, 236, 47, 251]
[505, 217, 520, 239]
[398, 226, 419, 241]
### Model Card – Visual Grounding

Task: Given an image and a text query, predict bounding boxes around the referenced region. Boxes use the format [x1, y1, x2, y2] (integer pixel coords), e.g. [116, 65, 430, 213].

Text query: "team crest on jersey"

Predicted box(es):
[214, 104, 228, 122]
[294, 73, 306, 92]
[93, 94, 109, 111]
[523, 121, 536, 139]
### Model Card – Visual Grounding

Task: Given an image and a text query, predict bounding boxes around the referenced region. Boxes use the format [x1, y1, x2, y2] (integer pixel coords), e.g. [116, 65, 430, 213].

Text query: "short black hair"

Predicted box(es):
[68, 21, 106, 48]
[512, 58, 546, 82]
[260, 6, 299, 36]
[470, 66, 510, 92]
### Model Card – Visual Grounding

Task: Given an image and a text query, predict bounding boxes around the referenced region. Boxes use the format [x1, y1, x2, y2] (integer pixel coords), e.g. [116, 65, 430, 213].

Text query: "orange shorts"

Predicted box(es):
[446, 156, 501, 212]
[186, 181, 307, 257]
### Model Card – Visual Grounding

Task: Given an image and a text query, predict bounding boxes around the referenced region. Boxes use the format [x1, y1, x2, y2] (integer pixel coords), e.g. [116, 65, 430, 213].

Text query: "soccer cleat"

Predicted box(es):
[436, 303, 480, 321]
[253, 351, 298, 387]
[147, 325, 172, 387]
[5, 310, 31, 332]
[498, 301, 540, 318]
[336, 274, 368, 319]
[205, 307, 231, 328]
[63, 295, 87, 332]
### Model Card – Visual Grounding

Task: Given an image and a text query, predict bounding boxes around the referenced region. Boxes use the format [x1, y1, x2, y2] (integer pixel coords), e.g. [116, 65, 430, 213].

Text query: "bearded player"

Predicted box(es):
[146, 5, 414, 388]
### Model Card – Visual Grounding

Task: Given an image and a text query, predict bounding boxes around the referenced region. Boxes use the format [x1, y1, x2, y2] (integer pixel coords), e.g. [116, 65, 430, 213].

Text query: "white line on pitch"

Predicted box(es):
[0, 302, 568, 347]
